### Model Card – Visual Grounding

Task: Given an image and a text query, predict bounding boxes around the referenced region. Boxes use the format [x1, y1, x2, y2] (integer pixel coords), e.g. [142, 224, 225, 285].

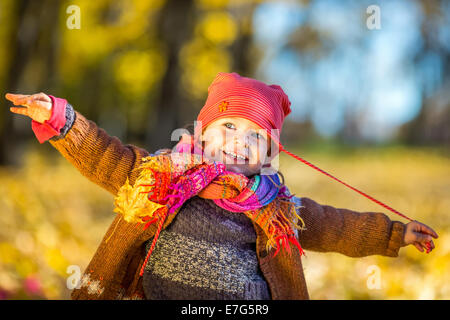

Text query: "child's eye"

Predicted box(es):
[251, 131, 265, 140]
[252, 132, 262, 139]
[224, 122, 235, 129]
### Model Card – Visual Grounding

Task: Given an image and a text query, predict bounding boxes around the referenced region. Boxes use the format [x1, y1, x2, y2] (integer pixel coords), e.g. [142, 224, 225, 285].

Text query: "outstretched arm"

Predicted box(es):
[6, 92, 150, 195]
[296, 197, 406, 257]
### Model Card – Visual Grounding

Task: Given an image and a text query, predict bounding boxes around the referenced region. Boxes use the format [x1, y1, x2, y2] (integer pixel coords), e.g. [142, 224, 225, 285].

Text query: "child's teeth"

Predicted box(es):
[225, 151, 246, 160]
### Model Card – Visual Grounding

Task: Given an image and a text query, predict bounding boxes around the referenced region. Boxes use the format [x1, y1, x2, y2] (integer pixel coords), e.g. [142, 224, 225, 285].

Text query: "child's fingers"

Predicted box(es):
[415, 221, 438, 238]
[413, 242, 424, 252]
[5, 93, 50, 106]
[417, 242, 427, 253]
[422, 240, 435, 254]
[420, 225, 438, 238]
[5, 93, 30, 105]
[9, 106, 29, 116]
[11, 96, 32, 107]
[5, 93, 28, 102]
[5, 93, 16, 102]
[424, 226, 438, 239]
[429, 239, 435, 250]
[413, 231, 432, 243]
[12, 95, 31, 105]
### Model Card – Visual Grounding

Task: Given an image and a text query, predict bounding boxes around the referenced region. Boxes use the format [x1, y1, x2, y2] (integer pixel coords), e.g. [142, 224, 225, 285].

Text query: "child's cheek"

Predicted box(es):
[250, 142, 268, 165]
[202, 129, 225, 160]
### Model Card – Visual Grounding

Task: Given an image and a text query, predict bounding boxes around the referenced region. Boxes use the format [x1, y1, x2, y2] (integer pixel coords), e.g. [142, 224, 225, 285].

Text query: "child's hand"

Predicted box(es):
[5, 92, 53, 124]
[402, 220, 438, 253]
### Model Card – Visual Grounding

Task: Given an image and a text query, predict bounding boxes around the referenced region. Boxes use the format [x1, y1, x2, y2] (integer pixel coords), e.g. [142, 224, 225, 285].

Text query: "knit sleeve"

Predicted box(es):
[295, 197, 406, 258]
[48, 107, 150, 196]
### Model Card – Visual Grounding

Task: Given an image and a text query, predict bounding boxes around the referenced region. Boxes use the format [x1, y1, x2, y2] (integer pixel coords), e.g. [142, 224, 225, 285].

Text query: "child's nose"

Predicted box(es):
[232, 133, 250, 148]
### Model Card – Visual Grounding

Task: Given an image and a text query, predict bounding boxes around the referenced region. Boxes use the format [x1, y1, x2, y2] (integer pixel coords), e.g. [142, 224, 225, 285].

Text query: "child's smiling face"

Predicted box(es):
[200, 117, 273, 176]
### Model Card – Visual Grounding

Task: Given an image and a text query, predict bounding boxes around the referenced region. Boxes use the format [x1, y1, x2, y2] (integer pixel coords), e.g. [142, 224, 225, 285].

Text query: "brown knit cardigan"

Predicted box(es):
[48, 110, 406, 300]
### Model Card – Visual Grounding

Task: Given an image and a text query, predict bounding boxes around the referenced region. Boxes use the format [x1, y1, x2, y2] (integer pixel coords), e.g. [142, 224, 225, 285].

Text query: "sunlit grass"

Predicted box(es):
[0, 143, 448, 299]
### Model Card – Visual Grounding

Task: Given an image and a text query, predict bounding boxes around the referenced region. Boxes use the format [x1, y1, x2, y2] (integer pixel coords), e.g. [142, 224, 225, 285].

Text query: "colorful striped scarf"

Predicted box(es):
[113, 144, 306, 276]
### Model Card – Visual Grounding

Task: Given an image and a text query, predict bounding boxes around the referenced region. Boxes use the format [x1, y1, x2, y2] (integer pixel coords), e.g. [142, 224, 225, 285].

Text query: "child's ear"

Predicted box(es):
[266, 139, 275, 159]
[263, 150, 275, 166]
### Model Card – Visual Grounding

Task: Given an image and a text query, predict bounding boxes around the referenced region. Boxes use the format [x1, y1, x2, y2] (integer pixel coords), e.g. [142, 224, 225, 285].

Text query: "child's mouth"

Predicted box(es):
[222, 150, 249, 164]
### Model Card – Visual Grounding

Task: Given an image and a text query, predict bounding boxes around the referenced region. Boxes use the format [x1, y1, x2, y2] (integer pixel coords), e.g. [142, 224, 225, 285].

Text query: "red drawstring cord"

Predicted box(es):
[278, 143, 432, 253]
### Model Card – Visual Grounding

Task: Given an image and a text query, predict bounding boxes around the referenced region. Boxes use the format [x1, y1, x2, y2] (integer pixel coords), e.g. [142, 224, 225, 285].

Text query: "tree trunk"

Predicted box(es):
[145, 0, 195, 151]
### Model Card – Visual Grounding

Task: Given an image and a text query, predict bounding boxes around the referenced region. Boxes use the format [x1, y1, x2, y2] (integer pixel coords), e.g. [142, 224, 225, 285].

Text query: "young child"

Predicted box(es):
[6, 72, 438, 300]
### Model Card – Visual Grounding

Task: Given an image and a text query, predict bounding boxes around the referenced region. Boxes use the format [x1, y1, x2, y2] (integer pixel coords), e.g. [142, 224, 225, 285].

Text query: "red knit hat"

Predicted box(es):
[195, 72, 292, 152]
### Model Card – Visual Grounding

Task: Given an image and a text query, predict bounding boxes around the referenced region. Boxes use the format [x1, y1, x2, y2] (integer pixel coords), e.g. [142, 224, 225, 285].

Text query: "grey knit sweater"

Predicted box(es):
[142, 196, 271, 300]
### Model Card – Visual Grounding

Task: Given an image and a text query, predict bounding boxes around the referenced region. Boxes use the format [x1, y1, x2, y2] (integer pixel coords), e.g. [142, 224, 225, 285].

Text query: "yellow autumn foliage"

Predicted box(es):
[113, 177, 165, 224]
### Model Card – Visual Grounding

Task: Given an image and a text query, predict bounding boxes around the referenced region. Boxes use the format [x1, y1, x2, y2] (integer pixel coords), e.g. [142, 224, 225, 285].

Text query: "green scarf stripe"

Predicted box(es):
[250, 175, 261, 192]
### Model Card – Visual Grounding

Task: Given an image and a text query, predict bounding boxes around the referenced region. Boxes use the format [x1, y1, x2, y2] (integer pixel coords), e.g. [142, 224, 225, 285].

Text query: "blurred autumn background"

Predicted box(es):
[0, 0, 449, 299]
